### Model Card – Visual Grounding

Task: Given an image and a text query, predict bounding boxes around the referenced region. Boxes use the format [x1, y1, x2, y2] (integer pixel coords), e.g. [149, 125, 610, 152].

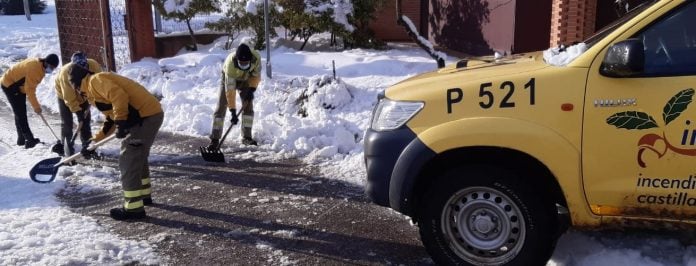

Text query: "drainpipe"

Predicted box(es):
[264, 0, 272, 79]
[23, 0, 31, 21]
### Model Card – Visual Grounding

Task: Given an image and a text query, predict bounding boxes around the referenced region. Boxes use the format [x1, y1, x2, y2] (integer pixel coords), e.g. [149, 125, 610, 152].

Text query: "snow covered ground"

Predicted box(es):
[3, 1, 696, 265]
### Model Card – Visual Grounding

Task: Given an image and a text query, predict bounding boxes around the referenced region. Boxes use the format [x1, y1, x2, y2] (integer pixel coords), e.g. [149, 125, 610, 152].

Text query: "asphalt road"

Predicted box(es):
[36, 115, 435, 265]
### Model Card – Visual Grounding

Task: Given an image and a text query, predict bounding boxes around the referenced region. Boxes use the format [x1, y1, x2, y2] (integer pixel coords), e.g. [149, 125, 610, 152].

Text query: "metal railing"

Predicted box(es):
[153, 9, 224, 35]
[109, 0, 130, 71]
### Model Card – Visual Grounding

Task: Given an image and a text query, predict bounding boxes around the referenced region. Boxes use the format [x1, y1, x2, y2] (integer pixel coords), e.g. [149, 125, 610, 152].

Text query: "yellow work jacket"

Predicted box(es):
[54, 59, 102, 112]
[0, 58, 47, 111]
[83, 73, 162, 141]
[222, 49, 261, 109]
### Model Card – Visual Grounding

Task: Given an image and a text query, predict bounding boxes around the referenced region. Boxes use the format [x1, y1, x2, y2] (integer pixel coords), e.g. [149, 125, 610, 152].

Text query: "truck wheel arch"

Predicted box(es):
[411, 147, 567, 221]
[390, 118, 600, 227]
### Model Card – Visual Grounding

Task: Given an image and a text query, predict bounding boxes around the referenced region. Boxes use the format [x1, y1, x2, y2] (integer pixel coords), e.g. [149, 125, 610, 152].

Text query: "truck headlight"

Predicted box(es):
[370, 98, 424, 131]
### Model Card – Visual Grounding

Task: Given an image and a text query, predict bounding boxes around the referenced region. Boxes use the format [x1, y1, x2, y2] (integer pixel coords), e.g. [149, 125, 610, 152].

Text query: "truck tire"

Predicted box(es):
[418, 165, 556, 265]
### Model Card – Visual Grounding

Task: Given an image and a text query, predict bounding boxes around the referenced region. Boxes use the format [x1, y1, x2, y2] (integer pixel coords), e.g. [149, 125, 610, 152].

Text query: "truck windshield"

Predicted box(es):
[584, 0, 658, 48]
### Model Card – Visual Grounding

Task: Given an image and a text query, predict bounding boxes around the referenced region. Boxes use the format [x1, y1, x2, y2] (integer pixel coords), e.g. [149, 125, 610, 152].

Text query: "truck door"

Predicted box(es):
[583, 1, 696, 219]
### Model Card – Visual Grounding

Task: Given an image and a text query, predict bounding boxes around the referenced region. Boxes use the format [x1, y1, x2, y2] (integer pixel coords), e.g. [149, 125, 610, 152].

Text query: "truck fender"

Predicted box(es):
[390, 117, 600, 226]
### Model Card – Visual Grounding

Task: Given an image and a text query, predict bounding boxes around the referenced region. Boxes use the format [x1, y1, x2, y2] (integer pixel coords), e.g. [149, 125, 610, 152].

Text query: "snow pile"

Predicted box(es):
[255, 75, 358, 160]
[543, 43, 588, 66]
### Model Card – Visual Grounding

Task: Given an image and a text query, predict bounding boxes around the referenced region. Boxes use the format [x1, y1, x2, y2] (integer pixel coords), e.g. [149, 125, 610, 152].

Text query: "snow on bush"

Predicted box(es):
[305, 0, 355, 32]
[259, 75, 358, 160]
[305, 75, 352, 111]
[246, 0, 264, 15]
[164, 0, 192, 13]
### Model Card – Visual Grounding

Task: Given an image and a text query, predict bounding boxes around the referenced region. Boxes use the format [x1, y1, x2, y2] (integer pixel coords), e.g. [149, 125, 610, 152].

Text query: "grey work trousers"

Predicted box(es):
[119, 112, 163, 212]
[210, 73, 254, 140]
[57, 98, 91, 153]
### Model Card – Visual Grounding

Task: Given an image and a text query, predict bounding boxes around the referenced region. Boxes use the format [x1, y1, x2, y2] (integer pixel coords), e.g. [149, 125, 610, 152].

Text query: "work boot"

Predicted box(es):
[109, 208, 146, 221]
[24, 138, 40, 149]
[143, 197, 153, 206]
[51, 142, 65, 156]
[242, 137, 257, 146]
[207, 138, 220, 150]
[16, 136, 25, 146]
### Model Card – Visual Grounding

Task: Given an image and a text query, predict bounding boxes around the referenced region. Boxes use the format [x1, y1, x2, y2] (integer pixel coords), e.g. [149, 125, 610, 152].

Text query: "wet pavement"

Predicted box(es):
[52, 124, 433, 265]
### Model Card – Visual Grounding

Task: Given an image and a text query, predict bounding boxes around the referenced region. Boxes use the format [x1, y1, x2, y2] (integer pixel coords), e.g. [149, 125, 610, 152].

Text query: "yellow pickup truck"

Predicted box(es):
[364, 0, 696, 264]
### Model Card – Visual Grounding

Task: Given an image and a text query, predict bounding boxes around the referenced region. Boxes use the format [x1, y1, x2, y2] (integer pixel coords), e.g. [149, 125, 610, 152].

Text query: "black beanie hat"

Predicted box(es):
[236, 43, 252, 61]
[44, 54, 59, 68]
[68, 64, 90, 90]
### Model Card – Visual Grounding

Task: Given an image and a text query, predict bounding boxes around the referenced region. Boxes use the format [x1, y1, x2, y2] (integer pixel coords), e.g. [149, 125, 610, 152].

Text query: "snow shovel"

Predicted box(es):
[37, 113, 64, 155]
[29, 134, 117, 183]
[52, 119, 83, 157]
[199, 109, 243, 163]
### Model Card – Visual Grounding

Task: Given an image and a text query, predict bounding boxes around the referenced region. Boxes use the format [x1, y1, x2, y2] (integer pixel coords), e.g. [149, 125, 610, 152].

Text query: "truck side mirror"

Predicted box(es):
[600, 39, 645, 77]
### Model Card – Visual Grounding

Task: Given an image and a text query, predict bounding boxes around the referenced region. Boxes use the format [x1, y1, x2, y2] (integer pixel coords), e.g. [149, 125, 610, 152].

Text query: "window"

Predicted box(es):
[635, 2, 696, 76]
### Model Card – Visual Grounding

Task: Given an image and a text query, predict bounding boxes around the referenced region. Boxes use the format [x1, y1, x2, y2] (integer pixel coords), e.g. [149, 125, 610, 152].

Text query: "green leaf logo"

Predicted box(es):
[663, 88, 694, 125]
[606, 111, 659, 130]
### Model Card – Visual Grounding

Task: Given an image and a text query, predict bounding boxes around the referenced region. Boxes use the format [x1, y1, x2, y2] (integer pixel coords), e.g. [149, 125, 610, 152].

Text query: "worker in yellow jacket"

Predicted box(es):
[1, 54, 59, 148]
[54, 52, 102, 157]
[70, 66, 163, 221]
[208, 43, 261, 148]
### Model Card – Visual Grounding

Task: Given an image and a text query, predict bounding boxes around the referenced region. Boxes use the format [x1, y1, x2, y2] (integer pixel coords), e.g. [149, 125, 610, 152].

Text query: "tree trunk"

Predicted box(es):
[300, 36, 311, 51]
[186, 18, 198, 51]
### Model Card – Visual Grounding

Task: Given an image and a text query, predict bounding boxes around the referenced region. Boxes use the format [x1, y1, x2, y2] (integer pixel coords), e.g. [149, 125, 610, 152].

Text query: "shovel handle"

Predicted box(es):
[216, 107, 245, 150]
[69, 120, 84, 145]
[38, 113, 61, 142]
[54, 134, 117, 166]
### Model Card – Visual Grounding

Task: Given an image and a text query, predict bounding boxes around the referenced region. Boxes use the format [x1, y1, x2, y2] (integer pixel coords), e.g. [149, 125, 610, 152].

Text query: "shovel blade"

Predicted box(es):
[29, 157, 62, 183]
[199, 146, 225, 162]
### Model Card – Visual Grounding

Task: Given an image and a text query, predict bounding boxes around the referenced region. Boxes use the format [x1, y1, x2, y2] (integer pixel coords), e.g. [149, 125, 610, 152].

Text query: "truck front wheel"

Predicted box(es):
[418, 165, 556, 265]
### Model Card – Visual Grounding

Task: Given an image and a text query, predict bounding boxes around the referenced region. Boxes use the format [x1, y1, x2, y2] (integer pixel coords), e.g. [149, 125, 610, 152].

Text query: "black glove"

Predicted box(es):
[115, 120, 130, 139]
[82, 139, 92, 151]
[229, 109, 239, 125]
[239, 87, 256, 101]
[80, 147, 91, 156]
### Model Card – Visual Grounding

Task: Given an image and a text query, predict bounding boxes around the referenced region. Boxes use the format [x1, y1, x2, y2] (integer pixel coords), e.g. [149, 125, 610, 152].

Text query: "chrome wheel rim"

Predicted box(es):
[441, 186, 526, 265]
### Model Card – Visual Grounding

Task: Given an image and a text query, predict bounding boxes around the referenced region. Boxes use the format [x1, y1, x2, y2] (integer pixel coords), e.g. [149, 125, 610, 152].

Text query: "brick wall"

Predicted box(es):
[125, 0, 155, 62]
[55, 0, 114, 70]
[550, 0, 597, 46]
[155, 34, 225, 58]
[371, 1, 422, 42]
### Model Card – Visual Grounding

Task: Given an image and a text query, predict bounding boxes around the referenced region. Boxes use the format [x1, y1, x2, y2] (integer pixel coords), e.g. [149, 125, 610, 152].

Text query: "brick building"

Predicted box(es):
[56, 0, 631, 70]
[371, 0, 629, 56]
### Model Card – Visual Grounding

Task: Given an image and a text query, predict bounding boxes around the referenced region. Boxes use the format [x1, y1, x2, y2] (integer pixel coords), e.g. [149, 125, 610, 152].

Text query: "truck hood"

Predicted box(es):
[389, 52, 550, 96]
